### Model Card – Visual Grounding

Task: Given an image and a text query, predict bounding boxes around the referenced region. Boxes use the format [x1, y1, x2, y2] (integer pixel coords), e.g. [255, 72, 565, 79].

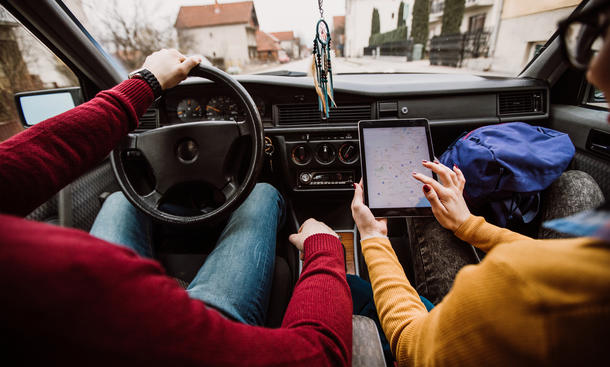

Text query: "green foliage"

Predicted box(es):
[369, 26, 408, 46]
[441, 0, 466, 36]
[371, 8, 380, 35]
[397, 2, 406, 28]
[411, 0, 429, 49]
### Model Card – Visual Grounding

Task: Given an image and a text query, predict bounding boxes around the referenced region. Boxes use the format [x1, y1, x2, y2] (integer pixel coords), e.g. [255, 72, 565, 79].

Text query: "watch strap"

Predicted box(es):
[129, 68, 162, 99]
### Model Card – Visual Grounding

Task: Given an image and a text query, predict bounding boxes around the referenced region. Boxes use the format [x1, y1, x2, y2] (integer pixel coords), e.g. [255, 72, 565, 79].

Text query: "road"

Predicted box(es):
[244, 56, 513, 77]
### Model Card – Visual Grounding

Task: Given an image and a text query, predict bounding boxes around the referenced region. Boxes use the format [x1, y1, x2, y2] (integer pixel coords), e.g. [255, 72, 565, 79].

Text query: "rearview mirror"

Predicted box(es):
[14, 87, 82, 127]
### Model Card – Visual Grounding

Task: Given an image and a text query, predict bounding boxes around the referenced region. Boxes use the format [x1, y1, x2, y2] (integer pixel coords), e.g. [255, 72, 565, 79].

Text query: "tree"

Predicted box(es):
[84, 0, 191, 71]
[411, 0, 429, 49]
[441, 0, 466, 36]
[371, 8, 380, 36]
[397, 2, 406, 28]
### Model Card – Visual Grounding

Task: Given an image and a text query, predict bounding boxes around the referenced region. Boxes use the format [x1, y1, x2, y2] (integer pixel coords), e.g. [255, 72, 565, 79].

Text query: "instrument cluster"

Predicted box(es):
[167, 94, 266, 123]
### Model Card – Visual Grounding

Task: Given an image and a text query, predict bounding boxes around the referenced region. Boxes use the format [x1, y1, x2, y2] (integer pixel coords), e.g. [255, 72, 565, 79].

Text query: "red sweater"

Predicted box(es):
[0, 79, 352, 366]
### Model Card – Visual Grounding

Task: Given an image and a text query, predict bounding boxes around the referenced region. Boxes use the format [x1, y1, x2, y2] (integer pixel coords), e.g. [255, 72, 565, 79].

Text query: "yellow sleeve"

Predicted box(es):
[362, 237, 546, 366]
[454, 214, 532, 253]
[360, 237, 428, 355]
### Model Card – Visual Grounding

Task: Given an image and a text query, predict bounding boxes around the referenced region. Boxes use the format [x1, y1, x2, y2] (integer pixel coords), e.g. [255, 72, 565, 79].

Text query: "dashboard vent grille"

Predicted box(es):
[277, 104, 372, 125]
[277, 104, 320, 125]
[498, 90, 546, 116]
[329, 105, 372, 123]
[136, 108, 158, 130]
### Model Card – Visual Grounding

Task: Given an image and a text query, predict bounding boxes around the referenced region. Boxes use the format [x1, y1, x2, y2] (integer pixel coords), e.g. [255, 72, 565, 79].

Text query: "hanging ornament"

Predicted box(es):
[312, 0, 336, 119]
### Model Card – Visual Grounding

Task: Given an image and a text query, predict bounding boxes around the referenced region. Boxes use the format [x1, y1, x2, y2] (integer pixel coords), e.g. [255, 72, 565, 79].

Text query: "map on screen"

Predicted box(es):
[363, 126, 432, 209]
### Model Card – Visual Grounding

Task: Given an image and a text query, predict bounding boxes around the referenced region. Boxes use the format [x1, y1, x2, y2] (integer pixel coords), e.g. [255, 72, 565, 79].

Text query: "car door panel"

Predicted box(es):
[548, 105, 610, 199]
[26, 159, 119, 231]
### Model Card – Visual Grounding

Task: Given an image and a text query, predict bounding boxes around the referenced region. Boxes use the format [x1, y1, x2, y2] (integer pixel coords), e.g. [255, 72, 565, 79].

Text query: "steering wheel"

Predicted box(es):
[111, 64, 264, 226]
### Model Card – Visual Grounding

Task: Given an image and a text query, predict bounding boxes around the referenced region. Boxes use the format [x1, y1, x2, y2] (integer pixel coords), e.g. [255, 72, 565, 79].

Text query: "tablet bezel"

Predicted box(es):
[358, 118, 437, 218]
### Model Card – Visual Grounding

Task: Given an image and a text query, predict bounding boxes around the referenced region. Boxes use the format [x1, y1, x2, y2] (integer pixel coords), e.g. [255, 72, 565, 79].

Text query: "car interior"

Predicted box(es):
[3, 0, 610, 365]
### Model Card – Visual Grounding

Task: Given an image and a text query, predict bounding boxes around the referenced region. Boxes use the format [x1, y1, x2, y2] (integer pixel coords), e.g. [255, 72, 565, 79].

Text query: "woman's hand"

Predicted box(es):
[351, 180, 388, 239]
[142, 49, 202, 90]
[289, 218, 338, 259]
[412, 161, 471, 232]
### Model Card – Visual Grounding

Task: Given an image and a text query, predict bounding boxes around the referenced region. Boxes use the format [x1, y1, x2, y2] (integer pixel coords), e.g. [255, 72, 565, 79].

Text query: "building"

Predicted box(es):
[491, 0, 579, 74]
[271, 31, 300, 59]
[332, 16, 345, 57]
[428, 0, 503, 42]
[175, 1, 259, 68]
[256, 30, 281, 62]
[345, 0, 414, 58]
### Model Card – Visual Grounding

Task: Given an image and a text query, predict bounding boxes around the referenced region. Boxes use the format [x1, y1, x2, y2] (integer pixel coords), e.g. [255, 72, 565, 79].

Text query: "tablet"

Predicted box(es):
[359, 119, 436, 217]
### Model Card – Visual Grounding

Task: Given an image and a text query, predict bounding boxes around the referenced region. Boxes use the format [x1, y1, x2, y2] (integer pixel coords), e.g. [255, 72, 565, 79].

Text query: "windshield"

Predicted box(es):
[63, 0, 583, 77]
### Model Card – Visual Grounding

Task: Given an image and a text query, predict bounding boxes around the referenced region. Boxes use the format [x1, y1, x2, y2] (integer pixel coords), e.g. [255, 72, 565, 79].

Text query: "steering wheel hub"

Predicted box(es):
[177, 139, 199, 164]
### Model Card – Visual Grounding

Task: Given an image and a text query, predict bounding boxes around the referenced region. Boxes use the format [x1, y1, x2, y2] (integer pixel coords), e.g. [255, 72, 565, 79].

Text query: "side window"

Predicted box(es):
[585, 84, 608, 109]
[0, 6, 78, 142]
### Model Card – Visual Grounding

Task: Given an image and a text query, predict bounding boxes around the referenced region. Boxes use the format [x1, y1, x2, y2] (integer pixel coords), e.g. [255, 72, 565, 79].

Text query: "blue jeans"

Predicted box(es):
[89, 183, 285, 326]
[347, 274, 434, 365]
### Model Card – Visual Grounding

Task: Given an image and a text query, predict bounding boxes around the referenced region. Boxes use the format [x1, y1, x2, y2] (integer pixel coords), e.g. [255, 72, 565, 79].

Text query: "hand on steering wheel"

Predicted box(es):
[143, 49, 201, 90]
[412, 160, 471, 232]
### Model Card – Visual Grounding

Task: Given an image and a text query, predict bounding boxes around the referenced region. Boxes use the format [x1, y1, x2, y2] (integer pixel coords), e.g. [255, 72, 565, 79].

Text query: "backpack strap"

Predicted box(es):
[489, 193, 541, 227]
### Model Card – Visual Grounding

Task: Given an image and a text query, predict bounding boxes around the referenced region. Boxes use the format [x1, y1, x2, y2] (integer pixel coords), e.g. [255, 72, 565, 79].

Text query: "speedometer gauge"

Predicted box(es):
[177, 98, 203, 121]
[206, 96, 245, 121]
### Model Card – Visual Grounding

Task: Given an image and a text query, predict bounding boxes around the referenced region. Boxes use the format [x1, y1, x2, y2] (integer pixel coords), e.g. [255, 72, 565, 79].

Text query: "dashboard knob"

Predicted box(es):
[299, 172, 312, 184]
[291, 144, 311, 165]
[338, 142, 359, 164]
[316, 143, 336, 164]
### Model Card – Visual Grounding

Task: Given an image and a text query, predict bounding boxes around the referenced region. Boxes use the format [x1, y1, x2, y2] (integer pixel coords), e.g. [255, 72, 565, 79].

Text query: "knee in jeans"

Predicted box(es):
[252, 183, 283, 203]
[103, 192, 132, 210]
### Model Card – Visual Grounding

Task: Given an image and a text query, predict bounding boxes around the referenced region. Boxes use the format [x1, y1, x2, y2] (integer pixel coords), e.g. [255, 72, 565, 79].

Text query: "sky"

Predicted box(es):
[79, 0, 346, 44]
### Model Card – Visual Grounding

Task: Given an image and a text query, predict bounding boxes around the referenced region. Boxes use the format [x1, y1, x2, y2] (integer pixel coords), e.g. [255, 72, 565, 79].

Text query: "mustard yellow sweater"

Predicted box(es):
[361, 215, 610, 366]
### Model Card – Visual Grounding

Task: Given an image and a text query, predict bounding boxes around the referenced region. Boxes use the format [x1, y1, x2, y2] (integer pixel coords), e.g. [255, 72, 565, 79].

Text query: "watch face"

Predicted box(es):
[128, 68, 146, 79]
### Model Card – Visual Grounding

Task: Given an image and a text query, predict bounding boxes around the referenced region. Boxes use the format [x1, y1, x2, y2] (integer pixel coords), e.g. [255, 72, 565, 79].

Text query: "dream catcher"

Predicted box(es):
[312, 0, 336, 118]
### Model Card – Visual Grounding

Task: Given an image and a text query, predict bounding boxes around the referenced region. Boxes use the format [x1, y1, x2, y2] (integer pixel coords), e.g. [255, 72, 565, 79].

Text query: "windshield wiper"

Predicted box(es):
[256, 70, 307, 77]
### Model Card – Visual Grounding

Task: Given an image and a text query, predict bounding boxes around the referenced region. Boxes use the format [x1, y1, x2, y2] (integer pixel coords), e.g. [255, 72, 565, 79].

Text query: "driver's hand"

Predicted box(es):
[351, 180, 388, 239]
[289, 218, 338, 260]
[142, 49, 202, 90]
[412, 160, 471, 232]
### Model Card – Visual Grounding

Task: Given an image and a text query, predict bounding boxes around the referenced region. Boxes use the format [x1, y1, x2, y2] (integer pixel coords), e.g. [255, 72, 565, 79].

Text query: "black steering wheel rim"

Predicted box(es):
[111, 64, 264, 226]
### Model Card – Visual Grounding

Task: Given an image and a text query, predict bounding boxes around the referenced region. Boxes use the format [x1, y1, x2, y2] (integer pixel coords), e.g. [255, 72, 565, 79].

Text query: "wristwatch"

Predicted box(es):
[128, 68, 163, 99]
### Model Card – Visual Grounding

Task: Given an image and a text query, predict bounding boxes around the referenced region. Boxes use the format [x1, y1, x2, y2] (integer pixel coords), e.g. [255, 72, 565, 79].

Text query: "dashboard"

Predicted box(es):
[142, 73, 549, 194]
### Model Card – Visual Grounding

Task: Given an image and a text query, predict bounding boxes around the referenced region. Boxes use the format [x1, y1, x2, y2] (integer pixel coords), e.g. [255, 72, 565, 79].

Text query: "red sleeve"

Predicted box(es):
[0, 219, 352, 366]
[0, 79, 153, 216]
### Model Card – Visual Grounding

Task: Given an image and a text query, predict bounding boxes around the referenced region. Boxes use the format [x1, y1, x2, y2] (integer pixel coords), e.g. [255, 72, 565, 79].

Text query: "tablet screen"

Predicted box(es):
[362, 126, 433, 209]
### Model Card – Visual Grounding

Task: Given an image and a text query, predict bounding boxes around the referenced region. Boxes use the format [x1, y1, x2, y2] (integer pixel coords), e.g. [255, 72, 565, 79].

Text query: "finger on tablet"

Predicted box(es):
[412, 171, 445, 194]
[423, 184, 444, 211]
[423, 160, 458, 187]
[352, 181, 365, 207]
[423, 184, 447, 220]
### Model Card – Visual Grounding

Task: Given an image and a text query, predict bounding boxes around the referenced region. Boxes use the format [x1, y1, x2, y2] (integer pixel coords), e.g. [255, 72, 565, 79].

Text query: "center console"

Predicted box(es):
[273, 130, 362, 191]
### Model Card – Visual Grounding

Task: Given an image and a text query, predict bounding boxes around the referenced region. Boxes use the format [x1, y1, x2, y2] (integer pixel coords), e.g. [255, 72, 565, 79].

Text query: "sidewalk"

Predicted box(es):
[238, 56, 514, 77]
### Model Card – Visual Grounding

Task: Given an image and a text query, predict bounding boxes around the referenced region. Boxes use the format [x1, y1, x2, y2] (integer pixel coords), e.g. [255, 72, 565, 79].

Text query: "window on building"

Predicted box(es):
[431, 0, 444, 14]
[0, 6, 78, 142]
[524, 41, 546, 67]
[468, 14, 486, 33]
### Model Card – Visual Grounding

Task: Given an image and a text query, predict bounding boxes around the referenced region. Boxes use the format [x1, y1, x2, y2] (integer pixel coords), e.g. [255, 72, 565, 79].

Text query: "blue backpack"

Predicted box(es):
[439, 122, 575, 227]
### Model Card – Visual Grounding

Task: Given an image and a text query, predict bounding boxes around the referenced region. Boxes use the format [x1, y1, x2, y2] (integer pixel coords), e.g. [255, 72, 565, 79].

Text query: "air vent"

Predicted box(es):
[277, 104, 320, 125]
[328, 105, 372, 123]
[276, 104, 372, 125]
[498, 90, 546, 116]
[136, 108, 158, 130]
